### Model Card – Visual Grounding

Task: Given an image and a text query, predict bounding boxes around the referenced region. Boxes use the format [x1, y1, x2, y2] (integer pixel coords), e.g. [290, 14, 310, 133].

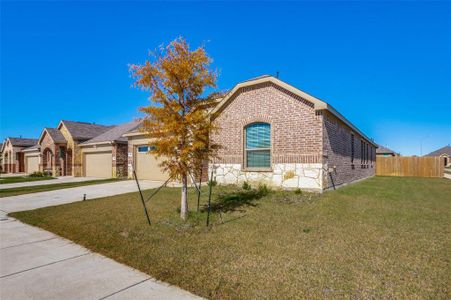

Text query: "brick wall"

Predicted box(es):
[322, 111, 375, 188]
[211, 81, 375, 190]
[211, 82, 323, 165]
[58, 124, 81, 176]
[113, 143, 128, 178]
[39, 132, 61, 176]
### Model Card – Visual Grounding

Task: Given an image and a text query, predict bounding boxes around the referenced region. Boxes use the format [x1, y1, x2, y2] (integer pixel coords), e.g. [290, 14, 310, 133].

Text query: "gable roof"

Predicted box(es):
[376, 145, 397, 155]
[58, 120, 115, 141]
[38, 128, 67, 145]
[80, 120, 142, 146]
[46, 128, 67, 143]
[210, 75, 377, 146]
[424, 145, 451, 157]
[7, 137, 39, 147]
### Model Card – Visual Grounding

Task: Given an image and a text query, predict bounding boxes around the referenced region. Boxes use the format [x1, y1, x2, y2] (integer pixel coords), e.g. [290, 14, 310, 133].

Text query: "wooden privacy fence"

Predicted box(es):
[376, 156, 444, 177]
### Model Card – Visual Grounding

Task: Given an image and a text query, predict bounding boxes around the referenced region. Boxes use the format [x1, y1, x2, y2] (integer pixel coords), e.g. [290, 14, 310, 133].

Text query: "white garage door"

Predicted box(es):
[26, 156, 39, 174]
[84, 152, 112, 178]
[135, 146, 167, 181]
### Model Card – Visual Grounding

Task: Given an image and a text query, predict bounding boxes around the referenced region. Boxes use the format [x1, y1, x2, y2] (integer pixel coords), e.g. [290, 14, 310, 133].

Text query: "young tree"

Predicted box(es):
[130, 37, 220, 220]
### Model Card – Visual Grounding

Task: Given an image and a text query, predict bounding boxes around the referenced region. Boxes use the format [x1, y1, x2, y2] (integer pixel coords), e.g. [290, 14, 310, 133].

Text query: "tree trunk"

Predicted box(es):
[180, 173, 188, 220]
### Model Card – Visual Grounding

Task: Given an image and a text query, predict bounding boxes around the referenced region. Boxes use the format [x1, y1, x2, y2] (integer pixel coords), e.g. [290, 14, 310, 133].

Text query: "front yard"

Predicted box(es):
[12, 177, 451, 299]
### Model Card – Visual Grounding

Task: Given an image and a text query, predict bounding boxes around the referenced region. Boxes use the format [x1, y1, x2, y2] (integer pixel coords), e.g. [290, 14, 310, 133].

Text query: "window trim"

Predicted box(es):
[137, 146, 150, 153]
[243, 122, 272, 171]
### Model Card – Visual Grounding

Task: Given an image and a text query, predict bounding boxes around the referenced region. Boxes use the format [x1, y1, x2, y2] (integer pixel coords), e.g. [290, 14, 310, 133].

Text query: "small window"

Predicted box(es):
[245, 123, 271, 168]
[137, 146, 149, 153]
[351, 134, 355, 163]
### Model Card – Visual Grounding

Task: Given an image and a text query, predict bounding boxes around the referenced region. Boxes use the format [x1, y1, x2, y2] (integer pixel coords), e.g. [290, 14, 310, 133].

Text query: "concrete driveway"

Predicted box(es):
[0, 176, 104, 189]
[0, 180, 176, 213]
[0, 218, 200, 300]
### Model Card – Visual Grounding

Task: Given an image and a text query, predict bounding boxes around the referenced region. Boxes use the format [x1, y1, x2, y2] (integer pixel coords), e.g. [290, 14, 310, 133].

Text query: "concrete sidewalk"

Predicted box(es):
[0, 218, 201, 300]
[0, 180, 178, 213]
[0, 176, 103, 189]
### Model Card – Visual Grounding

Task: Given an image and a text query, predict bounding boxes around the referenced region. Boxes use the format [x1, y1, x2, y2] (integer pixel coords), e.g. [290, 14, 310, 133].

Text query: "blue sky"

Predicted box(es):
[1, 1, 450, 156]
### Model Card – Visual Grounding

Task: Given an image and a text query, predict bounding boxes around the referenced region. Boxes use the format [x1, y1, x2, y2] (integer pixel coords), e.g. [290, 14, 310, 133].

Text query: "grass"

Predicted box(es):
[0, 178, 121, 198]
[0, 175, 55, 184]
[12, 177, 451, 299]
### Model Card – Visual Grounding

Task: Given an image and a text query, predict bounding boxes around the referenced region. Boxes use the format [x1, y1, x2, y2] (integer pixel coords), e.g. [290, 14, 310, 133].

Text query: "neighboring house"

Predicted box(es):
[22, 144, 41, 174]
[123, 126, 169, 181]
[0, 143, 3, 172]
[424, 145, 451, 167]
[37, 120, 114, 176]
[209, 75, 377, 191]
[376, 145, 398, 157]
[1, 137, 38, 173]
[79, 120, 141, 178]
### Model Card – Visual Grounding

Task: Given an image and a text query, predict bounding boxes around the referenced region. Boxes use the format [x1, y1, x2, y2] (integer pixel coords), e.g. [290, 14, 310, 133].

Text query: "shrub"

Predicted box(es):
[242, 181, 252, 190]
[29, 171, 45, 178]
[257, 183, 271, 197]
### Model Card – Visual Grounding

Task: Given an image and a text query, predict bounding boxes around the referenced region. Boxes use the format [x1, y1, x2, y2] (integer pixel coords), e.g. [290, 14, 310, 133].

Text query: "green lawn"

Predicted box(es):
[0, 178, 121, 198]
[0, 175, 55, 184]
[12, 177, 451, 299]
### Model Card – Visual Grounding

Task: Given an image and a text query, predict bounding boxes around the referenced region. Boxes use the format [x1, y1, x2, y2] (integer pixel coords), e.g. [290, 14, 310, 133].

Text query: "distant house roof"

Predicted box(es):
[8, 138, 39, 147]
[45, 128, 67, 143]
[59, 120, 115, 141]
[376, 145, 397, 155]
[424, 145, 451, 157]
[80, 120, 142, 146]
[22, 144, 40, 152]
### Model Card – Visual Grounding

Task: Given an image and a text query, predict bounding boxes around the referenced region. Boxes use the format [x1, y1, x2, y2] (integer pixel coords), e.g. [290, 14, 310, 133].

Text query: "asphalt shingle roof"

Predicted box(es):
[376, 145, 397, 155]
[8, 138, 39, 147]
[81, 120, 142, 145]
[424, 145, 451, 157]
[62, 120, 115, 141]
[45, 128, 67, 143]
[22, 144, 40, 152]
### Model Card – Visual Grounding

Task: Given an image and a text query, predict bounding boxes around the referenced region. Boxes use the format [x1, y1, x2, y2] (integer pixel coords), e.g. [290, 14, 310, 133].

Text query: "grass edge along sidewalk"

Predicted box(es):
[0, 178, 122, 198]
[0, 175, 56, 185]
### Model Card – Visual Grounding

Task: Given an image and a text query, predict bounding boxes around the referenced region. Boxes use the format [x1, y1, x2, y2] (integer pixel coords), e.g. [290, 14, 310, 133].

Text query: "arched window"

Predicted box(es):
[245, 123, 271, 168]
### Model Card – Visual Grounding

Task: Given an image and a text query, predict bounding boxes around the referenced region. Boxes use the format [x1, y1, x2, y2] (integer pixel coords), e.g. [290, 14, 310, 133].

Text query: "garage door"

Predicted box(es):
[26, 156, 39, 174]
[135, 146, 167, 181]
[84, 152, 112, 178]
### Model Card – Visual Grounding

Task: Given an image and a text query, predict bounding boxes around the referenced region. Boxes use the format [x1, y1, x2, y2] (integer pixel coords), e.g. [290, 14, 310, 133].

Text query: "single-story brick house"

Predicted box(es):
[424, 145, 451, 167]
[79, 120, 141, 178]
[209, 75, 377, 191]
[376, 145, 399, 157]
[1, 137, 38, 173]
[36, 120, 114, 176]
[123, 127, 169, 181]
